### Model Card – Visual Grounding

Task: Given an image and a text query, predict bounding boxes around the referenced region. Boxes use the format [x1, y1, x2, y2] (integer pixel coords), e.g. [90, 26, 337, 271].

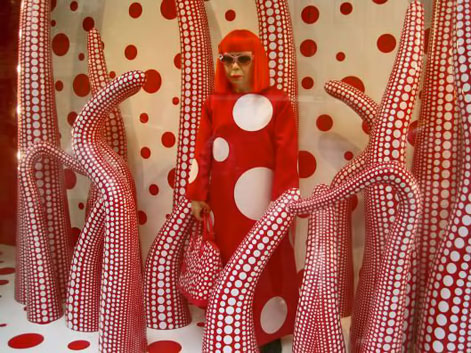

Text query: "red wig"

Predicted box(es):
[215, 30, 270, 94]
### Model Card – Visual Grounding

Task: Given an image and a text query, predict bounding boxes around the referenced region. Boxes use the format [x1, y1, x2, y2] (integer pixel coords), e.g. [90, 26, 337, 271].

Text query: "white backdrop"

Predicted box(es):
[51, 0, 432, 283]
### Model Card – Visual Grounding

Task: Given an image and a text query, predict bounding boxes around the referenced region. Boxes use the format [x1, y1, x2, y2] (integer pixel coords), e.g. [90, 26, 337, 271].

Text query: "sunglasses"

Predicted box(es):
[218, 53, 253, 66]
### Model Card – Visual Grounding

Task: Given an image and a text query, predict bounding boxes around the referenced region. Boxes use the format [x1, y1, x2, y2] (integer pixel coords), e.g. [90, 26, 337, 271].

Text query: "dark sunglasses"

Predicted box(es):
[218, 53, 253, 66]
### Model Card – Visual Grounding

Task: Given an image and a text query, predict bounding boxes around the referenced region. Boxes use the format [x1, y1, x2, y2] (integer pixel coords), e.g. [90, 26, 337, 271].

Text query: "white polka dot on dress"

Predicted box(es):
[260, 296, 288, 334]
[213, 137, 230, 162]
[232, 94, 273, 131]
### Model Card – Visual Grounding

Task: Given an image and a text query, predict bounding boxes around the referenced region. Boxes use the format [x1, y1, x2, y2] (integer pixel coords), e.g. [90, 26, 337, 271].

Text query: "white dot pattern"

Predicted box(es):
[172, 0, 214, 205]
[203, 189, 300, 353]
[212, 137, 229, 162]
[232, 94, 273, 132]
[72, 71, 147, 353]
[144, 198, 193, 329]
[18, 142, 85, 324]
[17, 0, 75, 305]
[256, 0, 299, 126]
[290, 162, 421, 352]
[416, 2, 471, 352]
[411, 0, 461, 326]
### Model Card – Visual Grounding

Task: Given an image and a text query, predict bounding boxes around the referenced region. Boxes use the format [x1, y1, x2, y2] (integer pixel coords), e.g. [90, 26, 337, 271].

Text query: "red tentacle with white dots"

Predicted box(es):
[255, 0, 299, 124]
[293, 185, 346, 353]
[18, 142, 85, 324]
[72, 71, 147, 353]
[144, 198, 193, 329]
[290, 162, 421, 353]
[411, 0, 461, 322]
[172, 0, 214, 205]
[203, 189, 300, 353]
[324, 80, 378, 132]
[416, 2, 471, 351]
[17, 0, 74, 304]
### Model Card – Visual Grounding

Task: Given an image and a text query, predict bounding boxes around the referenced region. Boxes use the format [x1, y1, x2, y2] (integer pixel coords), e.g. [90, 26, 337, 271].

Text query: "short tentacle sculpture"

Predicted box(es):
[144, 198, 194, 329]
[72, 70, 147, 353]
[202, 189, 300, 353]
[290, 163, 421, 353]
[18, 142, 85, 324]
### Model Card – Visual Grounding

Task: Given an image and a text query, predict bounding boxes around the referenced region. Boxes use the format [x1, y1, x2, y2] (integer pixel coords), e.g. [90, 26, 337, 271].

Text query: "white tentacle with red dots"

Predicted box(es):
[290, 162, 421, 353]
[144, 198, 193, 329]
[416, 2, 471, 351]
[203, 189, 300, 353]
[172, 0, 214, 205]
[72, 71, 147, 353]
[16, 0, 74, 305]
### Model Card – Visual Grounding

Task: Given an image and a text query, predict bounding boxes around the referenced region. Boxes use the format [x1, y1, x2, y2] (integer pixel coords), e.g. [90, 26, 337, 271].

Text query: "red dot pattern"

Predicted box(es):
[125, 45, 138, 60]
[129, 2, 143, 18]
[225, 10, 236, 21]
[73, 74, 91, 97]
[316, 114, 334, 131]
[147, 340, 182, 353]
[140, 147, 151, 159]
[340, 3, 353, 15]
[377, 33, 397, 53]
[8, 333, 44, 349]
[52, 33, 70, 56]
[143, 69, 162, 93]
[161, 0, 177, 20]
[300, 39, 317, 57]
[149, 184, 159, 196]
[298, 151, 317, 178]
[301, 6, 319, 24]
[301, 77, 314, 89]
[162, 132, 176, 147]
[82, 17, 94, 32]
[68, 340, 91, 350]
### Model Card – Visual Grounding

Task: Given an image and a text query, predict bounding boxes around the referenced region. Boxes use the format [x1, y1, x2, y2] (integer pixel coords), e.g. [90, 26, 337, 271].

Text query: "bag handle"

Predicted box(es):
[202, 212, 215, 242]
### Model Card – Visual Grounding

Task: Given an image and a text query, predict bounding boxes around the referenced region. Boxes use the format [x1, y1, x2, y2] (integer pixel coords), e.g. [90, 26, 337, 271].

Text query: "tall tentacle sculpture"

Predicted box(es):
[416, 2, 471, 352]
[72, 71, 147, 353]
[144, 199, 193, 329]
[202, 189, 300, 353]
[323, 2, 424, 350]
[172, 0, 214, 205]
[17, 0, 74, 303]
[292, 185, 346, 353]
[255, 0, 299, 123]
[290, 163, 421, 353]
[18, 142, 85, 324]
[410, 0, 461, 319]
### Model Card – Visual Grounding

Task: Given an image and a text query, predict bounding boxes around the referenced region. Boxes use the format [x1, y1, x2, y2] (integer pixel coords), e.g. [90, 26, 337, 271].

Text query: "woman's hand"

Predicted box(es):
[191, 200, 211, 221]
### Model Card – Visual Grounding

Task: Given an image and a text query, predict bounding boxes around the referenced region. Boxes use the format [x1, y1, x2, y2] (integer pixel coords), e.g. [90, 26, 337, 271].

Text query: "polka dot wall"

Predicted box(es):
[4, 0, 449, 352]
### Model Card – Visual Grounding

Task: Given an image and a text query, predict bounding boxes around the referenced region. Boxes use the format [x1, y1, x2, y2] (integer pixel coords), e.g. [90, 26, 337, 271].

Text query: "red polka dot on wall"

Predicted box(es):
[67, 112, 78, 126]
[55, 80, 63, 91]
[140, 147, 151, 159]
[0, 267, 15, 275]
[68, 340, 90, 351]
[140, 113, 149, 123]
[64, 169, 77, 189]
[109, 71, 116, 78]
[174, 53, 181, 69]
[377, 34, 396, 53]
[161, 0, 177, 20]
[300, 39, 317, 57]
[78, 202, 84, 210]
[301, 77, 314, 89]
[73, 74, 91, 97]
[51, 19, 56, 27]
[424, 28, 431, 54]
[78, 53, 85, 61]
[82, 17, 95, 32]
[362, 120, 370, 135]
[301, 5, 319, 24]
[341, 76, 365, 93]
[125, 45, 138, 60]
[149, 184, 159, 196]
[336, 52, 346, 61]
[225, 10, 236, 21]
[407, 120, 418, 146]
[71, 227, 81, 243]
[51, 0, 57, 11]
[161, 132, 176, 148]
[298, 151, 317, 178]
[168, 168, 176, 188]
[143, 70, 162, 94]
[129, 2, 143, 18]
[373, 0, 388, 4]
[316, 114, 333, 131]
[172, 97, 180, 105]
[70, 1, 78, 11]
[344, 151, 354, 160]
[52, 33, 70, 56]
[138, 211, 147, 225]
[340, 2, 353, 15]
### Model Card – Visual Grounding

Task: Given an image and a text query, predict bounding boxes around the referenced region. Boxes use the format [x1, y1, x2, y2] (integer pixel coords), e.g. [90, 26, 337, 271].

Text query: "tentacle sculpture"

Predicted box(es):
[172, 0, 214, 205]
[416, 2, 471, 351]
[202, 189, 300, 353]
[324, 2, 424, 350]
[17, 0, 74, 303]
[293, 185, 346, 353]
[256, 0, 299, 123]
[18, 142, 85, 324]
[144, 198, 193, 329]
[290, 163, 421, 353]
[410, 0, 461, 320]
[72, 71, 147, 353]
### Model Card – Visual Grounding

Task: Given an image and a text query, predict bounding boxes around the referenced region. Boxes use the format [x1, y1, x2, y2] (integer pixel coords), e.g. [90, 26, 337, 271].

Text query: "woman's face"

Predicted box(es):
[220, 51, 254, 93]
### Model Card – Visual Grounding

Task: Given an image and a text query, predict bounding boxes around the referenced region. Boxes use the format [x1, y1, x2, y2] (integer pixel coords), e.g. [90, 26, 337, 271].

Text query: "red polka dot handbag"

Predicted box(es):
[178, 213, 222, 308]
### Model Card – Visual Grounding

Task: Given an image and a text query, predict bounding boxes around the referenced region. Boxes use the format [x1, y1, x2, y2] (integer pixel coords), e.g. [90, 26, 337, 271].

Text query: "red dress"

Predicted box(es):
[186, 86, 299, 346]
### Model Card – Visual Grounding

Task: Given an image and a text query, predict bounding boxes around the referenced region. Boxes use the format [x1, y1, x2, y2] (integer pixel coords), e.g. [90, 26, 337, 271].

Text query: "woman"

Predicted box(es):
[186, 29, 299, 353]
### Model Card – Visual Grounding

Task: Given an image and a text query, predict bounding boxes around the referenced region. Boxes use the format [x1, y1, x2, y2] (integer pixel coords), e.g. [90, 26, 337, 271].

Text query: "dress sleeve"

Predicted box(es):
[186, 98, 213, 201]
[272, 95, 299, 200]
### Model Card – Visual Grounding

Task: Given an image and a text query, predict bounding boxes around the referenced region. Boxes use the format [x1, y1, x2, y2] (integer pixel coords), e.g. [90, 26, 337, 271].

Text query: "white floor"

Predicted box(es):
[0, 244, 351, 352]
